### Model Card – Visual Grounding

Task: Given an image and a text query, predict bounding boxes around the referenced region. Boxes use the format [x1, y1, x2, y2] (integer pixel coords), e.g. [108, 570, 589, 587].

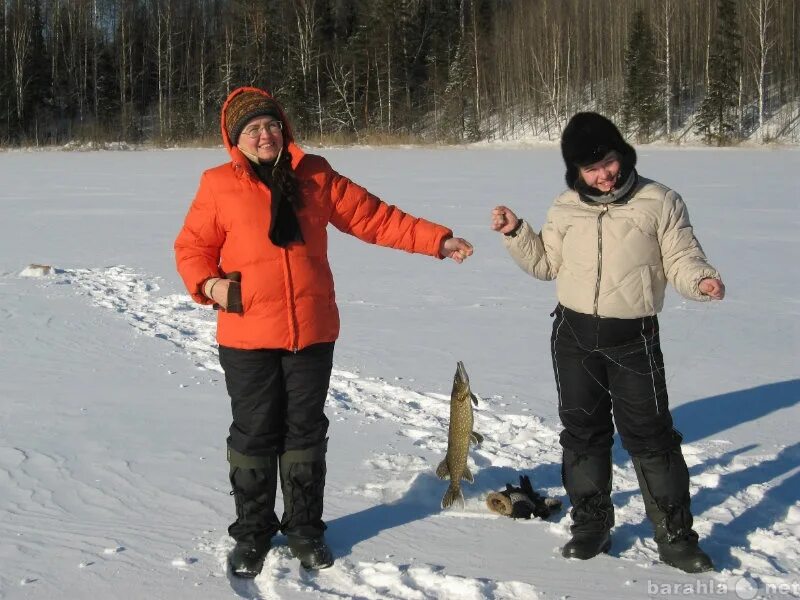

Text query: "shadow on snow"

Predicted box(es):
[610, 378, 800, 568]
[327, 462, 563, 558]
[310, 379, 797, 575]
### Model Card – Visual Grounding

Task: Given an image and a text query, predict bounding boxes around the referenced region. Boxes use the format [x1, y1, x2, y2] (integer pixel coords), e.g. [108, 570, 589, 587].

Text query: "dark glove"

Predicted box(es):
[224, 271, 243, 313]
[486, 475, 562, 519]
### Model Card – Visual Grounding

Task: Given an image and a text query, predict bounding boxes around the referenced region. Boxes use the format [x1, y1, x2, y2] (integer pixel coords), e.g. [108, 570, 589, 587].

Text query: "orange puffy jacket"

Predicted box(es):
[175, 87, 452, 351]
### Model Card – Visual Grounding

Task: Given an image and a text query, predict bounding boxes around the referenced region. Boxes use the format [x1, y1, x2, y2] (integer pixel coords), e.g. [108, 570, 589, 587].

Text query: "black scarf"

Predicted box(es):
[252, 161, 304, 248]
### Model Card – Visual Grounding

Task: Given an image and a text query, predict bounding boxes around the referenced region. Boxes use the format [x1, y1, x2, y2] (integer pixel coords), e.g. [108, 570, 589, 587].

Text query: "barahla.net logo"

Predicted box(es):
[647, 575, 800, 598]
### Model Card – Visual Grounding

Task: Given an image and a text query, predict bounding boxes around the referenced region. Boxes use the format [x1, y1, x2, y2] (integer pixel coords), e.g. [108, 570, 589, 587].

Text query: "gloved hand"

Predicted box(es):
[486, 475, 562, 519]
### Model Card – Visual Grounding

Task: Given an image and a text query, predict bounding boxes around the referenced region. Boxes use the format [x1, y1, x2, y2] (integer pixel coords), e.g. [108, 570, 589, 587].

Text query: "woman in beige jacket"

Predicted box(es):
[491, 112, 724, 573]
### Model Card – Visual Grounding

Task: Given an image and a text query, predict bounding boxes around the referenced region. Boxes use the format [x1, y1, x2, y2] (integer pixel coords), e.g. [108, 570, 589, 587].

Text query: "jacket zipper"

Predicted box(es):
[251, 170, 300, 352]
[283, 249, 299, 352]
[593, 205, 609, 316]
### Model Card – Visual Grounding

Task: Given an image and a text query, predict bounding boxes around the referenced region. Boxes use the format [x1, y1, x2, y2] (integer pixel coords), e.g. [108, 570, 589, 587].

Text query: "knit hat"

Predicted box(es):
[561, 112, 636, 189]
[225, 91, 283, 144]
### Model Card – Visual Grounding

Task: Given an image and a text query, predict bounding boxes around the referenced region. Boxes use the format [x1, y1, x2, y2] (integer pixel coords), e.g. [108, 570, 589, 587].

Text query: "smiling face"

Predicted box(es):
[237, 116, 284, 163]
[578, 152, 622, 192]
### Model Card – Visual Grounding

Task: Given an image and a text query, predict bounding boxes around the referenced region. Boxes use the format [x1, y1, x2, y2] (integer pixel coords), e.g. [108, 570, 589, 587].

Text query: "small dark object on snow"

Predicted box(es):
[486, 475, 562, 519]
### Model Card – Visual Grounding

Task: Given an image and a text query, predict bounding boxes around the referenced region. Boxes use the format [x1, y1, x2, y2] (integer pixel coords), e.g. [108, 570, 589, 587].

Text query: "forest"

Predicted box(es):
[1, 0, 798, 146]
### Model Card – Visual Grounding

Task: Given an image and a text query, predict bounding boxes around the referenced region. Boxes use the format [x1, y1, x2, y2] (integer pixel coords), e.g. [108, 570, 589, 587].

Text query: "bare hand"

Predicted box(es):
[491, 206, 519, 234]
[439, 237, 474, 263]
[204, 277, 230, 307]
[203, 277, 243, 312]
[699, 278, 725, 300]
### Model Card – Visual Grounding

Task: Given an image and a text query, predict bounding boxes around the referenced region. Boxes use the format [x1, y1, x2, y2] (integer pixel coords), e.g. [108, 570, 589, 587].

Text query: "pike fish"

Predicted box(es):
[436, 361, 484, 509]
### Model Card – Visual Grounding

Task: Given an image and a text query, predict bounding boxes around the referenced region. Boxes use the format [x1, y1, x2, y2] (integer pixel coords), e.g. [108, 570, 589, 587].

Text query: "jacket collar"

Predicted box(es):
[577, 168, 638, 205]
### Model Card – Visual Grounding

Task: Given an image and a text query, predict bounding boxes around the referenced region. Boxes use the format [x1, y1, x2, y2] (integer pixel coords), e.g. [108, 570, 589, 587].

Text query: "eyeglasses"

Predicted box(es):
[242, 120, 283, 138]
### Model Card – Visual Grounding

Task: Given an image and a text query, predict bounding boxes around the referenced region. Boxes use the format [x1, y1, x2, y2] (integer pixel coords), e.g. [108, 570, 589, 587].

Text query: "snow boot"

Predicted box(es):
[286, 535, 334, 570]
[632, 448, 714, 573]
[561, 449, 614, 560]
[280, 440, 334, 570]
[227, 448, 281, 578]
[228, 539, 271, 578]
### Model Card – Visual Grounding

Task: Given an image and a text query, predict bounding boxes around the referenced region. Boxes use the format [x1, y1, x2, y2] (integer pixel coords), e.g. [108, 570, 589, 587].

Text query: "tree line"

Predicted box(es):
[1, 0, 798, 147]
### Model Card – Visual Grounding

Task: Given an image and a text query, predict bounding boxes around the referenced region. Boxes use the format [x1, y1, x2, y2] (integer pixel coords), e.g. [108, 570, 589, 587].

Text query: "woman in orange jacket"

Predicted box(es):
[175, 87, 472, 577]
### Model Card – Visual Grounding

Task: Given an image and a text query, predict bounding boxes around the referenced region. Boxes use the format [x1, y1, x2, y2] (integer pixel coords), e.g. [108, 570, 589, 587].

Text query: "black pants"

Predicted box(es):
[551, 305, 680, 457]
[219, 342, 335, 457]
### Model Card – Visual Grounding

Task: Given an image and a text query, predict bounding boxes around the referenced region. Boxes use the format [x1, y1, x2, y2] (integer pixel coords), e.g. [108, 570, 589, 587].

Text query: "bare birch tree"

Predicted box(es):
[749, 0, 774, 137]
[10, 0, 31, 124]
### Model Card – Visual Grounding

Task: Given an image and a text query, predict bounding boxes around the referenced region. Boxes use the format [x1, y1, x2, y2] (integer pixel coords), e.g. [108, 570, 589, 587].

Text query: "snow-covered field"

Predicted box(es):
[1, 145, 798, 599]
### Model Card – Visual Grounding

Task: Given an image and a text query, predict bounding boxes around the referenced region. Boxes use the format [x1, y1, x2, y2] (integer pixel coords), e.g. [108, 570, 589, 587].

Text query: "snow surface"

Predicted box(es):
[1, 146, 798, 600]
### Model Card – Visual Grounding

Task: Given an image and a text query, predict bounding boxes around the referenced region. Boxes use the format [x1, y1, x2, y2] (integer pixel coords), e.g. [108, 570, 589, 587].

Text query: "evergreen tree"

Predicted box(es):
[0, 2, 9, 141]
[0, 0, 797, 146]
[695, 0, 741, 145]
[622, 9, 661, 142]
[23, 0, 50, 141]
[424, 0, 462, 140]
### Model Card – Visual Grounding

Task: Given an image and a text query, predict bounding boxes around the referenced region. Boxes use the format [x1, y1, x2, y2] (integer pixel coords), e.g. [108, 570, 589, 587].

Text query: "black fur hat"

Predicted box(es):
[561, 112, 636, 189]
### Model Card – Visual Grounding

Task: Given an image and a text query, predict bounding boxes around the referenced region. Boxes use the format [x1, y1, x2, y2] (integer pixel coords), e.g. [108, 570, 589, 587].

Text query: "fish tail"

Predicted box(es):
[441, 483, 465, 510]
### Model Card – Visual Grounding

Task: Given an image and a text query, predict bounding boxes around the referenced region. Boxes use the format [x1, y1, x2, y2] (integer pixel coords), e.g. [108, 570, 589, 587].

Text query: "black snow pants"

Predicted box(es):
[219, 342, 335, 458]
[219, 342, 334, 543]
[550, 305, 681, 457]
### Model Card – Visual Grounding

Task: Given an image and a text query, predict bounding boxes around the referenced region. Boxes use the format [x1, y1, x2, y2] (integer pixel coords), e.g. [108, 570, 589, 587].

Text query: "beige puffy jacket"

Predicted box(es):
[504, 176, 720, 319]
